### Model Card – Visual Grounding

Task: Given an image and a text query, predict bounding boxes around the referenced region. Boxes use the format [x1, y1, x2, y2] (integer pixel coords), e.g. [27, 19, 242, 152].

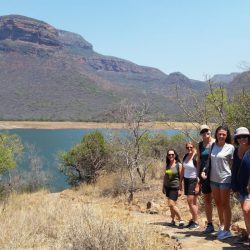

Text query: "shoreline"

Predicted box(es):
[0, 121, 197, 130]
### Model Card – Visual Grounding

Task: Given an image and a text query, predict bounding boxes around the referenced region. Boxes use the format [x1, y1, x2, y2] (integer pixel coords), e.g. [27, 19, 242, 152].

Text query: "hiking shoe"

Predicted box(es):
[202, 224, 215, 234]
[217, 230, 232, 240]
[236, 234, 249, 244]
[170, 220, 176, 226]
[179, 220, 185, 227]
[188, 222, 200, 230]
[185, 220, 194, 228]
[216, 226, 224, 236]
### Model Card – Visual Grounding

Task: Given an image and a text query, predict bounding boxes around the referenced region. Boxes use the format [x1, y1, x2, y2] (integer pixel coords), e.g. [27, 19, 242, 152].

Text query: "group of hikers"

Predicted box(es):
[162, 124, 250, 245]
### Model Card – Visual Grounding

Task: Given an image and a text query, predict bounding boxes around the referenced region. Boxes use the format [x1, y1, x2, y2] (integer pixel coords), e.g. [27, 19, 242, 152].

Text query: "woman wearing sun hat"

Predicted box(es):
[231, 127, 250, 245]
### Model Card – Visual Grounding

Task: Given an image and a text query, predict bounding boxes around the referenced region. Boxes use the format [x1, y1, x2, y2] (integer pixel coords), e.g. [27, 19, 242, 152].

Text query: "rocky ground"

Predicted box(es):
[59, 180, 250, 250]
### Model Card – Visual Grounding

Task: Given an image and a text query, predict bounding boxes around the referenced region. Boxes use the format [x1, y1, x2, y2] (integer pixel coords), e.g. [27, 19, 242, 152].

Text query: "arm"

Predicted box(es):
[247, 176, 250, 194]
[162, 174, 166, 194]
[196, 146, 201, 178]
[179, 163, 184, 191]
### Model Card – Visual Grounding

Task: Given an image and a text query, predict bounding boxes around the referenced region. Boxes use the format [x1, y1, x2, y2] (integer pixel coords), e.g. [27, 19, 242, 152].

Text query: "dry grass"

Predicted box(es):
[0, 189, 171, 250]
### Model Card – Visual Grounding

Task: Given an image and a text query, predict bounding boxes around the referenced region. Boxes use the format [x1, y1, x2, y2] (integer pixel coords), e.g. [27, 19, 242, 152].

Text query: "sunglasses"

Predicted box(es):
[168, 154, 175, 157]
[186, 147, 193, 149]
[200, 129, 209, 134]
[237, 134, 249, 139]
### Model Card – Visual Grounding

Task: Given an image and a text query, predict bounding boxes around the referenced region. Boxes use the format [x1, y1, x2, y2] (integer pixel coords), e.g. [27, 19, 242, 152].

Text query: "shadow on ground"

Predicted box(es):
[150, 221, 249, 249]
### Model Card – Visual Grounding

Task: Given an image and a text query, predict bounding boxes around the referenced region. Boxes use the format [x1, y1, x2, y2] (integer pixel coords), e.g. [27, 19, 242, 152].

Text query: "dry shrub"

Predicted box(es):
[93, 172, 140, 198]
[148, 160, 164, 180]
[0, 190, 168, 250]
[231, 193, 243, 223]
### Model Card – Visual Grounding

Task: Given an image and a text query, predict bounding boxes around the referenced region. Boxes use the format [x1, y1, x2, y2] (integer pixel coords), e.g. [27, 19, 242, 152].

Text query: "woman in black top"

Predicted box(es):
[197, 125, 215, 234]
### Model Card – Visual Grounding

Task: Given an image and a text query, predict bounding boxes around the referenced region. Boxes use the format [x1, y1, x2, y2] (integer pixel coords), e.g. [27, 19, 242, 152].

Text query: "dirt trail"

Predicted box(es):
[129, 211, 249, 250]
[59, 188, 249, 250]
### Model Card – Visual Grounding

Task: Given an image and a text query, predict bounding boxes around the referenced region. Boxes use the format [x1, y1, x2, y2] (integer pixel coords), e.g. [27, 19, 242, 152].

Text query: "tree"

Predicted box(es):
[0, 134, 23, 175]
[113, 100, 152, 201]
[60, 131, 109, 185]
[175, 79, 250, 139]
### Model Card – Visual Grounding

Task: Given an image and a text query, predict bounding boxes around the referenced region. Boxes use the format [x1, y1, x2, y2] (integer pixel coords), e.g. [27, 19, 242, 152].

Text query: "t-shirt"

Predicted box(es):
[210, 143, 234, 183]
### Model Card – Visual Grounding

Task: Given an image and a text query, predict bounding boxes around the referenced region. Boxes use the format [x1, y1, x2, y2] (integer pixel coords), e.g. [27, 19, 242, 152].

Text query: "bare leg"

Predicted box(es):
[187, 195, 198, 223]
[241, 200, 250, 238]
[204, 193, 213, 223]
[168, 199, 182, 221]
[212, 187, 224, 227]
[220, 189, 231, 231]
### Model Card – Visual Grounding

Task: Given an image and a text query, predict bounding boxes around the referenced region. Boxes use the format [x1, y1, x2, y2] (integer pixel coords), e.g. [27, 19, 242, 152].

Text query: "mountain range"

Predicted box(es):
[0, 15, 247, 121]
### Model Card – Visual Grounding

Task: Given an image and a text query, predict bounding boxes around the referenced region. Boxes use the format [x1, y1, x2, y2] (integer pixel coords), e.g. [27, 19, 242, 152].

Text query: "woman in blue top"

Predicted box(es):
[231, 127, 250, 245]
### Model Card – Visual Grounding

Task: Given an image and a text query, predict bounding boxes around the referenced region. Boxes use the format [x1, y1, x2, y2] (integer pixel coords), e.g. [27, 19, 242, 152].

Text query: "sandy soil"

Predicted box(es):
[0, 121, 198, 130]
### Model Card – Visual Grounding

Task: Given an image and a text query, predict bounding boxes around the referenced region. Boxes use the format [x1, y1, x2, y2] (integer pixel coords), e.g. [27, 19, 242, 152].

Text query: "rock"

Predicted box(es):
[0, 15, 61, 47]
[146, 201, 160, 214]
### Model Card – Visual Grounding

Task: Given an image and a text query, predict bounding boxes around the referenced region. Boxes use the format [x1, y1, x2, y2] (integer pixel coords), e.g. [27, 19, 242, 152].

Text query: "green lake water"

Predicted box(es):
[0, 128, 178, 192]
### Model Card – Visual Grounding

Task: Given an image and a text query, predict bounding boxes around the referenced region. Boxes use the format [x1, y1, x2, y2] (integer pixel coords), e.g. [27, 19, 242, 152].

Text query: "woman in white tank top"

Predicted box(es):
[181, 142, 200, 229]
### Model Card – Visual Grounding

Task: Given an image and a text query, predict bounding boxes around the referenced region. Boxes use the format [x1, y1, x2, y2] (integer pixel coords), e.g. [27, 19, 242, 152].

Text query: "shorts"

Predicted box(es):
[200, 178, 212, 194]
[239, 193, 250, 202]
[210, 181, 231, 190]
[184, 178, 198, 196]
[165, 188, 179, 201]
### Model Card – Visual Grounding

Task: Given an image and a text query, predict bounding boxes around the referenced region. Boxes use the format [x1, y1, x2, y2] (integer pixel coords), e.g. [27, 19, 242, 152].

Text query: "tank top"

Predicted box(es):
[199, 142, 209, 170]
[165, 163, 180, 189]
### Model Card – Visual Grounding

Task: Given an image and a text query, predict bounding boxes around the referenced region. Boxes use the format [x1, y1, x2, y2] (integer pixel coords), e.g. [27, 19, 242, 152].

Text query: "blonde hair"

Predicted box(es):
[185, 141, 197, 155]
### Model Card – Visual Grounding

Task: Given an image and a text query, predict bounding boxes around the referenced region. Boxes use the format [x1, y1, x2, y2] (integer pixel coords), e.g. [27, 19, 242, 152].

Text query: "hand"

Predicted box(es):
[178, 190, 182, 197]
[247, 185, 250, 194]
[162, 187, 166, 194]
[195, 185, 200, 195]
[201, 171, 207, 180]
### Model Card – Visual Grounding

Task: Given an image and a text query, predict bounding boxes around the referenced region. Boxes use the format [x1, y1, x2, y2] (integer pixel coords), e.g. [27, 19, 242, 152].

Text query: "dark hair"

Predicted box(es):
[166, 149, 180, 166]
[215, 125, 232, 144]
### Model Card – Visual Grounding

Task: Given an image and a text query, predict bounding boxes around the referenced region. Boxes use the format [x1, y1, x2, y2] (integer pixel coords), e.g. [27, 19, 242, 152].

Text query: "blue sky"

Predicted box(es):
[1, 0, 250, 80]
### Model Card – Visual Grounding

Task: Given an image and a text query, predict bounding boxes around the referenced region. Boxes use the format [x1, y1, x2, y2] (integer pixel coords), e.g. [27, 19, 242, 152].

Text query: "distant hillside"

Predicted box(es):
[210, 73, 239, 84]
[228, 71, 250, 91]
[0, 15, 246, 121]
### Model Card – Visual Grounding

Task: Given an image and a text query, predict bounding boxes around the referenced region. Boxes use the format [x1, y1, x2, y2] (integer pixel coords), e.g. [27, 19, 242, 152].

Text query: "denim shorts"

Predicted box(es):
[210, 181, 231, 189]
[239, 194, 250, 202]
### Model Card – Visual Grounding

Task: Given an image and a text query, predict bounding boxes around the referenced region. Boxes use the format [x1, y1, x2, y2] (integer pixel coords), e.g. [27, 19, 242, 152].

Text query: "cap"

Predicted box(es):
[234, 127, 250, 138]
[200, 124, 210, 134]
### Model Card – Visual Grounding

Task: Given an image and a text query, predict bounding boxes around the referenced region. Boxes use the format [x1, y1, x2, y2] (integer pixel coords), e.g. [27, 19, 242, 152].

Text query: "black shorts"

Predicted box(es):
[200, 178, 212, 194]
[184, 177, 197, 195]
[165, 188, 179, 201]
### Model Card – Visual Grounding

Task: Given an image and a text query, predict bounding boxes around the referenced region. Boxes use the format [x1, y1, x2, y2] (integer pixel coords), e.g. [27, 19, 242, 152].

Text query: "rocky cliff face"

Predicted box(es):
[0, 14, 206, 121]
[0, 15, 60, 47]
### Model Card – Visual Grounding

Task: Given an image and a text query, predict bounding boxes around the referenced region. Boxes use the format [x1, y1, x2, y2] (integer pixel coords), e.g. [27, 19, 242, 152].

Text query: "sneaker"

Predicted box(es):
[188, 222, 200, 230]
[170, 220, 176, 226]
[217, 230, 233, 240]
[185, 220, 194, 228]
[236, 234, 249, 244]
[179, 220, 185, 227]
[202, 224, 215, 234]
[216, 226, 224, 236]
